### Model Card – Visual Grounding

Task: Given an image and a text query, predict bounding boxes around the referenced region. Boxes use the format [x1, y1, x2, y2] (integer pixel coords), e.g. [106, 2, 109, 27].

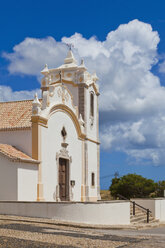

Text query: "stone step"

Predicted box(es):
[131, 217, 155, 223]
[131, 216, 150, 222]
[131, 221, 159, 227]
[130, 212, 153, 218]
[132, 219, 158, 224]
[131, 216, 158, 223]
[131, 219, 159, 225]
[130, 206, 146, 211]
[130, 216, 153, 222]
[130, 215, 150, 220]
[129, 202, 159, 226]
[130, 206, 147, 212]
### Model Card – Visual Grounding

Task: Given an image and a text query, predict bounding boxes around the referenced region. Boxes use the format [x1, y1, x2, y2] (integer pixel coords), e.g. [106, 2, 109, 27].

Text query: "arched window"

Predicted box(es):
[90, 92, 94, 117]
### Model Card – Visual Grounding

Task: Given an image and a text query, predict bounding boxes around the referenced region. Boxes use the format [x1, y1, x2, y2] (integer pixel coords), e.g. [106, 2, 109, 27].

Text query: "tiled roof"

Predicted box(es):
[0, 144, 39, 164]
[0, 100, 33, 130]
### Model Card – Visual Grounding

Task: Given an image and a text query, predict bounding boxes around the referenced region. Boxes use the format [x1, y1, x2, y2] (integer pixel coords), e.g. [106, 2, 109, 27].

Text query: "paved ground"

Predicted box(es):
[92, 226, 165, 247]
[0, 216, 164, 247]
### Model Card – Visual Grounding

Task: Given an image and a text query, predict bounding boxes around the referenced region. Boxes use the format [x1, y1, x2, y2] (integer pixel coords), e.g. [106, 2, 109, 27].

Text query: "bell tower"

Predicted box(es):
[40, 49, 100, 201]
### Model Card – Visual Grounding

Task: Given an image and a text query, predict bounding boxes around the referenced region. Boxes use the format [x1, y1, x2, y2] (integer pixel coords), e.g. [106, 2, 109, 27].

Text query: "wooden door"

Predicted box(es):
[59, 158, 69, 201]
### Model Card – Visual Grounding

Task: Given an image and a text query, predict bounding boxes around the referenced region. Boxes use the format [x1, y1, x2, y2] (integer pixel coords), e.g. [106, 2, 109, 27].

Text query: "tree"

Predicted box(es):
[109, 174, 157, 199]
[155, 181, 165, 197]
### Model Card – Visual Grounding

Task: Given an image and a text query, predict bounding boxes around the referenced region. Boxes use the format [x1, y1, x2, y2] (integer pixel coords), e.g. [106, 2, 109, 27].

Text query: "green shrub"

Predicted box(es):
[109, 174, 157, 199]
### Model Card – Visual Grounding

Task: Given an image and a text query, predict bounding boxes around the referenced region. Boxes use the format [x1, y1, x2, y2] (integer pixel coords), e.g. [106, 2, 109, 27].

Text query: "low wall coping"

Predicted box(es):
[132, 198, 165, 201]
[0, 200, 129, 204]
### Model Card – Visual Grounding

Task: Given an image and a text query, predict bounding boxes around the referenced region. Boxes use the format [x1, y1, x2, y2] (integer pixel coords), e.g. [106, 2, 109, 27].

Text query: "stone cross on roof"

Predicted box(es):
[66, 43, 74, 51]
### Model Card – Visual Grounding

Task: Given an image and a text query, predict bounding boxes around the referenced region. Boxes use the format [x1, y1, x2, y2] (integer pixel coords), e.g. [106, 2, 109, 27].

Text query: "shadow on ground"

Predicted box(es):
[0, 222, 147, 244]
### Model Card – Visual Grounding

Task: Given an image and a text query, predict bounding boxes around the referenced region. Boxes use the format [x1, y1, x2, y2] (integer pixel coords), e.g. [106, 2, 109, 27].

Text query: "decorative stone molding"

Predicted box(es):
[49, 104, 86, 140]
[57, 87, 69, 104]
[32, 93, 41, 116]
[79, 114, 85, 127]
[55, 142, 72, 202]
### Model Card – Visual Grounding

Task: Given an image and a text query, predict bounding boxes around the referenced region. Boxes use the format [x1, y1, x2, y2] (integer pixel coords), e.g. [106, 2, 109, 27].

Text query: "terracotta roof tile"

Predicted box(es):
[0, 144, 39, 164]
[0, 99, 41, 130]
[0, 100, 33, 130]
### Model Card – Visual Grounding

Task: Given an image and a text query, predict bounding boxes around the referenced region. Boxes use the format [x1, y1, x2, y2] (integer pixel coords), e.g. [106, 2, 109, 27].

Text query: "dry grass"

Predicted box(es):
[100, 190, 113, 201]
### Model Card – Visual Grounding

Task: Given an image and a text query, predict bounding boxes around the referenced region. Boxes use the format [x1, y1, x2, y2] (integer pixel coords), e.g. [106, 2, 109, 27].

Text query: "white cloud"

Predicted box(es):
[2, 19, 165, 165]
[159, 60, 165, 73]
[0, 85, 40, 102]
[3, 37, 68, 81]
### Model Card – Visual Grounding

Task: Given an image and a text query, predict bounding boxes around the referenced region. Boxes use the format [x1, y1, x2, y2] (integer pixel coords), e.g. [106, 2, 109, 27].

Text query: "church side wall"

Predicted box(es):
[41, 111, 82, 201]
[17, 164, 38, 201]
[0, 156, 38, 201]
[0, 130, 32, 157]
[84, 86, 100, 201]
[0, 156, 17, 200]
[87, 141, 98, 201]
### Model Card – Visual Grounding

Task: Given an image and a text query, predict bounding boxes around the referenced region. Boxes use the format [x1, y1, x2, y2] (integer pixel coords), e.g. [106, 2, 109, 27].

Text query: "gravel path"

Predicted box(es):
[0, 216, 164, 247]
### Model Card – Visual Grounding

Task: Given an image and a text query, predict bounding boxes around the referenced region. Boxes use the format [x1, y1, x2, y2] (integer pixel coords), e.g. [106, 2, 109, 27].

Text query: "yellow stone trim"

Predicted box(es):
[32, 110, 37, 115]
[66, 72, 72, 77]
[55, 74, 60, 78]
[88, 196, 98, 202]
[79, 76, 83, 83]
[31, 117, 45, 201]
[42, 81, 46, 86]
[41, 86, 49, 91]
[85, 137, 100, 144]
[37, 182, 44, 201]
[49, 104, 86, 140]
[31, 116, 48, 128]
[50, 79, 78, 87]
[88, 82, 100, 96]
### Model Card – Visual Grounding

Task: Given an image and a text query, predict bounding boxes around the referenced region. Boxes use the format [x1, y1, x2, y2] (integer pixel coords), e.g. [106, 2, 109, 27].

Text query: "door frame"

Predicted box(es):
[58, 158, 69, 201]
[56, 147, 72, 201]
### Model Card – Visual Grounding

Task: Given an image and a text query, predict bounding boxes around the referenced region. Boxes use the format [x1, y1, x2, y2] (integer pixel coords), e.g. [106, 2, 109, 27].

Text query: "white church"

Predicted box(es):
[0, 50, 101, 202]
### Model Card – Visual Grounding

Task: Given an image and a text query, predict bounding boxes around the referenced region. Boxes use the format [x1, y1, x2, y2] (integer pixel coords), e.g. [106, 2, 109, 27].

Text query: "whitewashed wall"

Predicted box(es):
[41, 110, 82, 201]
[133, 198, 165, 221]
[0, 156, 17, 200]
[85, 86, 98, 141]
[155, 199, 165, 221]
[87, 141, 98, 200]
[84, 85, 99, 201]
[0, 156, 38, 201]
[0, 201, 130, 225]
[0, 130, 32, 157]
[18, 164, 38, 201]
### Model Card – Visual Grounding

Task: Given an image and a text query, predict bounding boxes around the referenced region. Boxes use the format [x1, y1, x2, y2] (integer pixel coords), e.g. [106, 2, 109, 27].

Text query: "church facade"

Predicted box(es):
[0, 51, 100, 202]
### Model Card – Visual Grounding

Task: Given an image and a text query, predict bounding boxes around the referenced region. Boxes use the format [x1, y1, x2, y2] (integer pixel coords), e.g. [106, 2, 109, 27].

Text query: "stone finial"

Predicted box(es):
[92, 72, 99, 82]
[79, 58, 86, 70]
[41, 64, 49, 75]
[81, 59, 84, 66]
[32, 93, 41, 115]
[33, 93, 41, 105]
[64, 50, 77, 64]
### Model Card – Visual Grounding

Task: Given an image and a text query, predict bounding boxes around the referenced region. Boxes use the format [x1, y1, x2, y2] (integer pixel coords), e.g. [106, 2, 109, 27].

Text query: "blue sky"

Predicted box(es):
[1, 0, 165, 189]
